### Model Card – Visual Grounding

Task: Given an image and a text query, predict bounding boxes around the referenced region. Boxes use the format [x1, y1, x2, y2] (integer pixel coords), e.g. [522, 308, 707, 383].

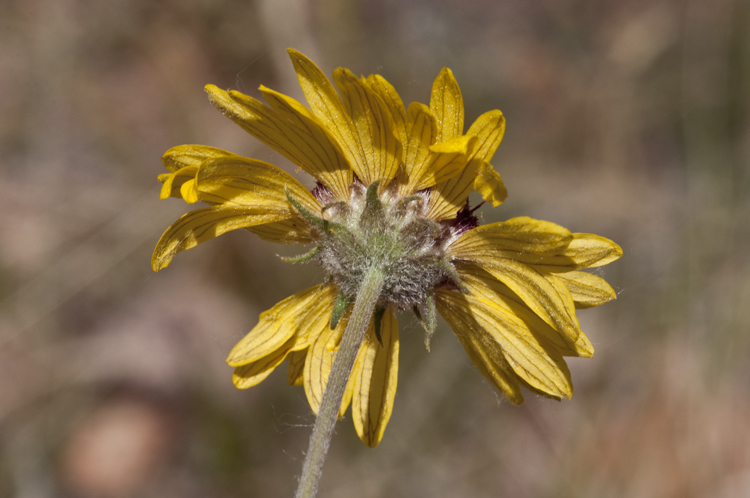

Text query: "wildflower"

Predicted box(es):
[153, 49, 620, 459]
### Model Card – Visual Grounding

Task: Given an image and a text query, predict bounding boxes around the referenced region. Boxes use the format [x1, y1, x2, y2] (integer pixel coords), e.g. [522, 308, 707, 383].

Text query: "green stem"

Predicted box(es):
[295, 267, 385, 498]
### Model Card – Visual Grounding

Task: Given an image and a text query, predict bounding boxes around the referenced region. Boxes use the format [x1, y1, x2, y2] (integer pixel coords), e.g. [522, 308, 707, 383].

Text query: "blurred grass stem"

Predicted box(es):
[295, 267, 385, 498]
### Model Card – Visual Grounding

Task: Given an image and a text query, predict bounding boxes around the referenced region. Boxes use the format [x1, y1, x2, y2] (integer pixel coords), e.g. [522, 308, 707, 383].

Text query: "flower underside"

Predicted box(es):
[292, 178, 469, 311]
[152, 48, 622, 450]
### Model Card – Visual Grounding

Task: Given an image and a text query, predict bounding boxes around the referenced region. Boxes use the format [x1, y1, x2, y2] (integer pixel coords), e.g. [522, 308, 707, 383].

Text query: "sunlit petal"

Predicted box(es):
[555, 270, 617, 308]
[226, 284, 337, 367]
[334, 68, 402, 184]
[205, 84, 352, 200]
[303, 310, 358, 417]
[436, 296, 524, 403]
[159, 165, 198, 200]
[152, 205, 291, 271]
[450, 217, 573, 255]
[233, 337, 296, 389]
[352, 309, 399, 447]
[436, 289, 572, 399]
[427, 110, 506, 217]
[365, 74, 408, 147]
[193, 155, 320, 213]
[456, 256, 581, 343]
[400, 102, 476, 194]
[458, 263, 594, 358]
[430, 68, 464, 142]
[474, 160, 508, 207]
[161, 144, 239, 173]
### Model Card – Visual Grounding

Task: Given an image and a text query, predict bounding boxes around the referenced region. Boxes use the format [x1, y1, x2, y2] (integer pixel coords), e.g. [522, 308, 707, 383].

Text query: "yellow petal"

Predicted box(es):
[287, 48, 351, 132]
[426, 158, 482, 220]
[449, 217, 573, 256]
[259, 85, 353, 198]
[159, 145, 241, 202]
[436, 289, 573, 399]
[333, 68, 402, 184]
[419, 136, 477, 188]
[161, 144, 238, 173]
[180, 178, 199, 204]
[555, 270, 617, 308]
[226, 284, 336, 367]
[303, 309, 358, 417]
[541, 273, 596, 356]
[193, 155, 320, 214]
[568, 233, 623, 268]
[466, 110, 506, 163]
[516, 377, 569, 401]
[352, 309, 399, 447]
[205, 84, 352, 200]
[474, 160, 507, 207]
[233, 337, 296, 389]
[246, 218, 313, 244]
[159, 165, 198, 200]
[402, 102, 437, 190]
[365, 74, 408, 147]
[457, 256, 582, 343]
[287, 349, 307, 386]
[426, 110, 507, 218]
[457, 263, 593, 358]
[340, 356, 359, 418]
[519, 233, 624, 272]
[399, 102, 477, 194]
[430, 68, 464, 142]
[437, 295, 523, 403]
[448, 220, 582, 341]
[289, 300, 344, 354]
[152, 204, 291, 271]
[287, 49, 368, 184]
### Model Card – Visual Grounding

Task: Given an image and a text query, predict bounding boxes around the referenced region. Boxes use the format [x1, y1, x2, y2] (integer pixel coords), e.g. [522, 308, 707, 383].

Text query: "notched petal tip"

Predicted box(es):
[286, 47, 303, 59]
[568, 233, 623, 269]
[204, 83, 221, 99]
[204, 84, 235, 114]
[575, 336, 595, 358]
[474, 161, 508, 207]
[602, 240, 624, 264]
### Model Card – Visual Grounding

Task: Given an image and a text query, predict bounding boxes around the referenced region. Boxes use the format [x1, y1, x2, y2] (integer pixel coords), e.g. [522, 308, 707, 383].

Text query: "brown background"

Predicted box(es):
[1, 0, 749, 496]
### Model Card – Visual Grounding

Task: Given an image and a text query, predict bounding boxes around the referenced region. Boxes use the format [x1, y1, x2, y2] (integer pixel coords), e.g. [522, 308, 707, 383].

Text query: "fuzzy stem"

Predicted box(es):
[295, 266, 385, 498]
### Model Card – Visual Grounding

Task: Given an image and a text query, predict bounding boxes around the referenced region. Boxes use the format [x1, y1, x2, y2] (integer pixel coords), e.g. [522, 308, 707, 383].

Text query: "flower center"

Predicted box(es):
[311, 181, 454, 310]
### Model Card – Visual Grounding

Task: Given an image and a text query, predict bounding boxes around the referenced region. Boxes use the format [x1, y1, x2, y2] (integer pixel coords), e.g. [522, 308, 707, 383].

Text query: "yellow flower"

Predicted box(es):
[153, 49, 621, 448]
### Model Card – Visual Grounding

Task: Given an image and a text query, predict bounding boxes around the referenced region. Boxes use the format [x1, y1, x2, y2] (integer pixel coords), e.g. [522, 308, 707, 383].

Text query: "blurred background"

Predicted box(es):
[1, 0, 749, 496]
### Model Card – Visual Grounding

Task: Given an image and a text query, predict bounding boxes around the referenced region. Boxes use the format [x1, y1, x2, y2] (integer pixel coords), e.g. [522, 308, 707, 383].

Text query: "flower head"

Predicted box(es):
[153, 49, 621, 448]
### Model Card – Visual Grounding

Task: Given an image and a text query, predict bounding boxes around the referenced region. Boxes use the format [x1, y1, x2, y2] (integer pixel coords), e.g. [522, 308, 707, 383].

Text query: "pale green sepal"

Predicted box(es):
[360, 179, 385, 230]
[331, 292, 351, 330]
[280, 246, 322, 264]
[419, 293, 437, 352]
[285, 189, 329, 232]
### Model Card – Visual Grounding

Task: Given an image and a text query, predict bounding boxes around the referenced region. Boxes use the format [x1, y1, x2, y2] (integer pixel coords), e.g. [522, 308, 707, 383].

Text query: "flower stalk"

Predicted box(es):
[295, 266, 386, 498]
